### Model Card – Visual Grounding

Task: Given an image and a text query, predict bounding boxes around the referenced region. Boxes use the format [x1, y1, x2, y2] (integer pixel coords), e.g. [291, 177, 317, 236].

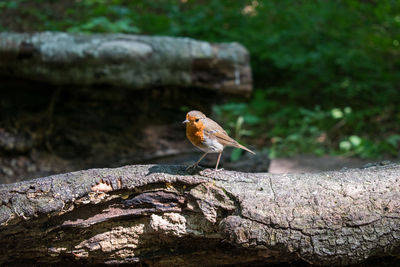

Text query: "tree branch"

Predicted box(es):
[0, 164, 399, 265]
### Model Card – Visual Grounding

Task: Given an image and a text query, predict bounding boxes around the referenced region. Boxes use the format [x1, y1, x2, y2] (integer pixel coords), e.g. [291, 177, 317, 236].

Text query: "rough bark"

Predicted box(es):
[0, 32, 252, 96]
[0, 163, 399, 266]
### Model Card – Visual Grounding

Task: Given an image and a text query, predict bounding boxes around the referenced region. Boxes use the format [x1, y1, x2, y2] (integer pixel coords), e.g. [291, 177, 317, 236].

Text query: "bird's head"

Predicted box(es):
[183, 110, 206, 128]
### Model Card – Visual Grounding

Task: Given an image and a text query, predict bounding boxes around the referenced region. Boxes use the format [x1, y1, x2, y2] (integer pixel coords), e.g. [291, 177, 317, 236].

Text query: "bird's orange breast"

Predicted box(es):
[186, 122, 205, 147]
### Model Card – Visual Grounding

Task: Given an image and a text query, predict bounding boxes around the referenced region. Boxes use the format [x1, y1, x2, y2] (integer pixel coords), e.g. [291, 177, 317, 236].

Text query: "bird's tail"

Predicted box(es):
[236, 143, 256, 155]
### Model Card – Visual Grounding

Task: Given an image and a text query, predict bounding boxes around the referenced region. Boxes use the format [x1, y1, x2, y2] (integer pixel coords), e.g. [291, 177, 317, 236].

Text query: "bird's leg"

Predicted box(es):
[186, 152, 208, 170]
[195, 152, 208, 166]
[201, 152, 225, 178]
[215, 152, 222, 170]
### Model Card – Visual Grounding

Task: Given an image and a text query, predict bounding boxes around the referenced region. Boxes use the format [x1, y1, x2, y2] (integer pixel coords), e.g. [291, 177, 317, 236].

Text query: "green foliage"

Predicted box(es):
[1, 0, 399, 158]
[230, 148, 243, 162]
[215, 91, 400, 158]
[68, 17, 140, 33]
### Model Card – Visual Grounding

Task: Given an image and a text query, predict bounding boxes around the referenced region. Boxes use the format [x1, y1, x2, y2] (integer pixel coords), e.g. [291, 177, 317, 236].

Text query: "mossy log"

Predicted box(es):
[0, 164, 400, 266]
[0, 32, 252, 96]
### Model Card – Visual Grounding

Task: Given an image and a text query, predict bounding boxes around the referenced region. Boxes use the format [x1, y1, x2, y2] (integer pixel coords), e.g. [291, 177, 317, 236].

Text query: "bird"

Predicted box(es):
[183, 110, 255, 171]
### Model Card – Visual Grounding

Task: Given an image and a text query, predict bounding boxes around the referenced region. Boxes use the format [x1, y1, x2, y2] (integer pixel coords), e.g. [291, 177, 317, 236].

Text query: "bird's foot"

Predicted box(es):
[185, 163, 202, 174]
[185, 163, 198, 171]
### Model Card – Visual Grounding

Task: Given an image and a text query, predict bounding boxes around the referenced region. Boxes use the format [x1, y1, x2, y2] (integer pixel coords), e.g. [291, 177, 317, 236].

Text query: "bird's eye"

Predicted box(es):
[195, 119, 199, 122]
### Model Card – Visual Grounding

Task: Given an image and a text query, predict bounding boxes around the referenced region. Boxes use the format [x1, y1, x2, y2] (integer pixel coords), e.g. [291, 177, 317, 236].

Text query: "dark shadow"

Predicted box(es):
[146, 164, 204, 176]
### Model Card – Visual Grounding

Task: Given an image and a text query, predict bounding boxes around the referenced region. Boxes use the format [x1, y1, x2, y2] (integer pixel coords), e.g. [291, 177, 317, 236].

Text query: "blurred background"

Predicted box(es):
[1, 0, 399, 183]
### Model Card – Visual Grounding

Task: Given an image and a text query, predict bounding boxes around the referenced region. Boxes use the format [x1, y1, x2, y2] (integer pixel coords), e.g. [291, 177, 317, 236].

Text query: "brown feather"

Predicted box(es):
[203, 118, 256, 154]
[235, 143, 256, 155]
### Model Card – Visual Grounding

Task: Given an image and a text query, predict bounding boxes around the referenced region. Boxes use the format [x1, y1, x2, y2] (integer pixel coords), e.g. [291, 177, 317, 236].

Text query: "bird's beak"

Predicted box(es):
[182, 119, 189, 124]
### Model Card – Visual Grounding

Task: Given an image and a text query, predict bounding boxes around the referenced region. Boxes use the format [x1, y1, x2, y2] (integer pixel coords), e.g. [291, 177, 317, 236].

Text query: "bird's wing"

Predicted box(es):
[203, 117, 256, 154]
[203, 118, 238, 146]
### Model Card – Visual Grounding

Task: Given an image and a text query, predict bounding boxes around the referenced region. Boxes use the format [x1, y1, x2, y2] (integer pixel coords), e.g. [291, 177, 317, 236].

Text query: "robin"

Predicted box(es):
[183, 110, 255, 171]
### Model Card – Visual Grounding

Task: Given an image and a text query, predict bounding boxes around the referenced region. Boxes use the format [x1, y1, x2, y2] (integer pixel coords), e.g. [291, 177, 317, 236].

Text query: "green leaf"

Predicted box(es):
[387, 135, 400, 147]
[340, 140, 352, 151]
[243, 114, 261, 125]
[331, 108, 344, 119]
[344, 107, 352, 114]
[349, 135, 362, 147]
[238, 129, 253, 136]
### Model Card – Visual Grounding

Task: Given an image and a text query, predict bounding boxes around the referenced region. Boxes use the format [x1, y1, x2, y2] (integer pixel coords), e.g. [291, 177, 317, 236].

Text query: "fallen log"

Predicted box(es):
[0, 32, 252, 96]
[0, 163, 399, 266]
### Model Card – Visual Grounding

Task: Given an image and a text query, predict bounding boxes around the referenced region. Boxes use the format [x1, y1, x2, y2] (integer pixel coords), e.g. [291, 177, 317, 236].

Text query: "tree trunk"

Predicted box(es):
[1, 163, 399, 266]
[0, 32, 252, 97]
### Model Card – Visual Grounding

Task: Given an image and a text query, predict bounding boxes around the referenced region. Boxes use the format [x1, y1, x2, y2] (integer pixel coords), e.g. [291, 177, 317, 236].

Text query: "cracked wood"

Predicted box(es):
[0, 164, 400, 266]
